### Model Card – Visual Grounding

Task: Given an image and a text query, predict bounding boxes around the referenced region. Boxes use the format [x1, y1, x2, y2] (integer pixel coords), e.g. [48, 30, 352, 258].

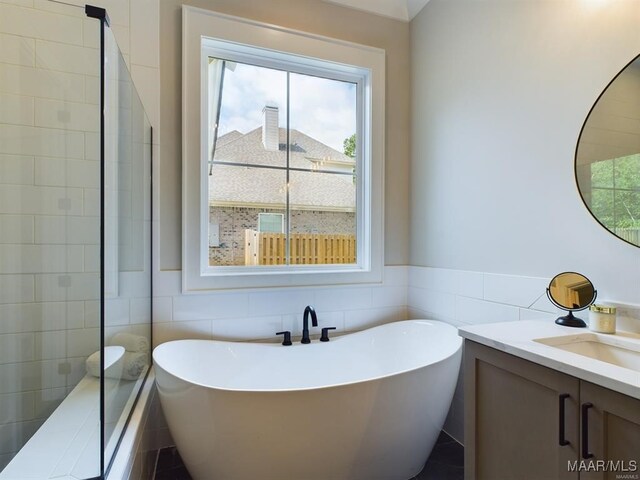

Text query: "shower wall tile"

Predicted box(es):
[0, 3, 82, 45]
[0, 155, 34, 185]
[0, 275, 34, 304]
[0, 94, 34, 126]
[34, 216, 99, 245]
[0, 245, 84, 274]
[0, 215, 33, 244]
[34, 99, 100, 133]
[0, 302, 84, 333]
[34, 273, 100, 302]
[34, 40, 99, 76]
[0, 33, 34, 66]
[0, 125, 84, 159]
[0, 64, 85, 102]
[0, 392, 34, 424]
[0, 333, 34, 363]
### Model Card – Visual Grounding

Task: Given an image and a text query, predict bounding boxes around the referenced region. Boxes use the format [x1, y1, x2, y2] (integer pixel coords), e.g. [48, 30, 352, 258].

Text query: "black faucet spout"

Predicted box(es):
[301, 305, 318, 344]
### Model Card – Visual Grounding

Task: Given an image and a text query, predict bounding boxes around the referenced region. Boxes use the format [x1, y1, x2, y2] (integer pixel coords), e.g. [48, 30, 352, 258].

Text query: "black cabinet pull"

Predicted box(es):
[581, 402, 594, 459]
[559, 393, 570, 446]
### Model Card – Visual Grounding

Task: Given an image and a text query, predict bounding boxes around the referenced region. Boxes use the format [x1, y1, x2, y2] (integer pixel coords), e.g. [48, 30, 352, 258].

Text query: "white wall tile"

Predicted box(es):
[0, 392, 34, 424]
[173, 292, 248, 321]
[0, 4, 83, 45]
[456, 270, 483, 299]
[0, 33, 35, 66]
[34, 99, 99, 133]
[130, 297, 151, 324]
[33, 330, 65, 360]
[0, 94, 34, 126]
[0, 125, 84, 159]
[35, 40, 98, 76]
[35, 273, 99, 302]
[248, 289, 312, 316]
[483, 273, 549, 308]
[344, 306, 402, 331]
[0, 64, 85, 102]
[0, 215, 33, 244]
[0, 155, 33, 185]
[66, 328, 99, 357]
[0, 302, 84, 334]
[34, 157, 99, 188]
[153, 320, 212, 346]
[314, 286, 371, 311]
[151, 297, 172, 323]
[370, 285, 406, 308]
[455, 295, 519, 324]
[0, 275, 34, 303]
[212, 316, 282, 341]
[383, 265, 408, 286]
[0, 245, 83, 274]
[0, 185, 83, 216]
[407, 287, 455, 319]
[0, 333, 34, 363]
[105, 297, 130, 326]
[34, 216, 98, 244]
[519, 308, 556, 322]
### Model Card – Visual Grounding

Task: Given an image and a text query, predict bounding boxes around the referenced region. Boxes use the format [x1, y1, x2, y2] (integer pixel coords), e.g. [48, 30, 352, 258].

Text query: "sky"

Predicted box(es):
[216, 61, 357, 153]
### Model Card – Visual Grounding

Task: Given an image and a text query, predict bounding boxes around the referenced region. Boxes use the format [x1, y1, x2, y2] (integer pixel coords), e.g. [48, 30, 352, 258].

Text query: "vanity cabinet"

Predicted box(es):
[464, 340, 640, 480]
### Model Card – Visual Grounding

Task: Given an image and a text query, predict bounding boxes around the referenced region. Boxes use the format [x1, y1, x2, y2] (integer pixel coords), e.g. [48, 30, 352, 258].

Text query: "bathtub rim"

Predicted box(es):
[153, 319, 462, 394]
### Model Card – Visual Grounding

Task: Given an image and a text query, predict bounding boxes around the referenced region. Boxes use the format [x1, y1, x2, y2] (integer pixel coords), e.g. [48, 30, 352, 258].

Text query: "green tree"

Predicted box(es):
[343, 133, 356, 158]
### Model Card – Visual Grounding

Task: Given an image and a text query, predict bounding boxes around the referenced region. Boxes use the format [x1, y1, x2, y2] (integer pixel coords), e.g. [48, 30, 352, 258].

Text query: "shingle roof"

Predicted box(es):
[209, 128, 356, 211]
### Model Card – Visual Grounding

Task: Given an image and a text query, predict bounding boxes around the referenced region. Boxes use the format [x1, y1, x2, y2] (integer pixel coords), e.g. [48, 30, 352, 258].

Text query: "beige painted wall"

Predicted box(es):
[159, 0, 410, 270]
[410, 0, 640, 304]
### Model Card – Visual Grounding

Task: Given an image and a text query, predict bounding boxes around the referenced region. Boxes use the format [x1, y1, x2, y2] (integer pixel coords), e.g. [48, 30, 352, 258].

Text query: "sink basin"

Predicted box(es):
[534, 333, 640, 372]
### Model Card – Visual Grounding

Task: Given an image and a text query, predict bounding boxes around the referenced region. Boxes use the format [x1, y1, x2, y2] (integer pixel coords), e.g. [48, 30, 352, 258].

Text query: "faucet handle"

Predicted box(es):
[276, 331, 292, 346]
[320, 327, 337, 342]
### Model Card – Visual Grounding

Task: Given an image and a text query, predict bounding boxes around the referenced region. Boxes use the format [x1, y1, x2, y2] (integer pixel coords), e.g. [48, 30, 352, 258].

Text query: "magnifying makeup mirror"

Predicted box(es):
[546, 272, 597, 328]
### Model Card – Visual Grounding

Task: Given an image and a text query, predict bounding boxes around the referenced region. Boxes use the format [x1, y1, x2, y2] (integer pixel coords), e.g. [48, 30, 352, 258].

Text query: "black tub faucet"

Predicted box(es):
[301, 306, 318, 344]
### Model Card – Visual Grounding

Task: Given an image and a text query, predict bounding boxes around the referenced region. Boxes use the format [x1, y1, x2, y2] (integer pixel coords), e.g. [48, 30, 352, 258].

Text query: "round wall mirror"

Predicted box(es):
[546, 272, 597, 328]
[576, 54, 640, 248]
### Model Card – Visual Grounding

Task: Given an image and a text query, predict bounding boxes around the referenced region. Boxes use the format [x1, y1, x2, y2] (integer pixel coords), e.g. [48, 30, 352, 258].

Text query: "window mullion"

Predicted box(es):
[286, 71, 291, 266]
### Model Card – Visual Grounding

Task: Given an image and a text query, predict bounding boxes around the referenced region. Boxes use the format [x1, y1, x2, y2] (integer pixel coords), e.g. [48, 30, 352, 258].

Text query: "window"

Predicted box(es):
[258, 214, 285, 234]
[182, 7, 384, 290]
[206, 52, 359, 268]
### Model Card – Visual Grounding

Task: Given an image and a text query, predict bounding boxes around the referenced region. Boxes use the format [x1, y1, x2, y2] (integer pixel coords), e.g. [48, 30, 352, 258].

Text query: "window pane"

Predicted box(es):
[210, 59, 287, 168]
[289, 170, 357, 265]
[590, 158, 614, 188]
[589, 188, 615, 228]
[209, 164, 287, 266]
[613, 154, 640, 190]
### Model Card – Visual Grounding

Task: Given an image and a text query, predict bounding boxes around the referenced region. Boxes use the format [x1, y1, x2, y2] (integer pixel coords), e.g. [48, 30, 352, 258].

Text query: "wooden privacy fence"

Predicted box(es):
[245, 230, 356, 265]
[614, 228, 640, 245]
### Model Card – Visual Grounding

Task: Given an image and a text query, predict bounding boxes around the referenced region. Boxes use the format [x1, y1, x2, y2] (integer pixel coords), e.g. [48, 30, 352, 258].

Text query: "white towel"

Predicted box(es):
[111, 333, 150, 353]
[121, 352, 148, 381]
[85, 345, 125, 379]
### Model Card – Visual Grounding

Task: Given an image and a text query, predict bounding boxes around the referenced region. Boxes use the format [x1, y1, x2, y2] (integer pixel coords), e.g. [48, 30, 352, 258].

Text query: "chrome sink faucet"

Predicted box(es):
[301, 306, 318, 344]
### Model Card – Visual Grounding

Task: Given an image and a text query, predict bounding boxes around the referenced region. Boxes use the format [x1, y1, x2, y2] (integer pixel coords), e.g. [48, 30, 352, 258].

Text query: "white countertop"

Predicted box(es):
[459, 320, 640, 400]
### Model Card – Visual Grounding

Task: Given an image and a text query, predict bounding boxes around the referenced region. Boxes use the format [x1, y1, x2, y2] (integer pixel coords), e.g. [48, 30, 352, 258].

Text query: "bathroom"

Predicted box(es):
[0, 0, 639, 479]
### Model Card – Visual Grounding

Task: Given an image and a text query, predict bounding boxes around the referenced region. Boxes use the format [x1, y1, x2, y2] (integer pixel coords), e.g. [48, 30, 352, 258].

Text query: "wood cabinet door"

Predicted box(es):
[465, 341, 580, 480]
[579, 381, 640, 480]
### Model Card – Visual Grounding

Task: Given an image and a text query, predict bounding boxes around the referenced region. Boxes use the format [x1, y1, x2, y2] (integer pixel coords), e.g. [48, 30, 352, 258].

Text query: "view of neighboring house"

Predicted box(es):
[209, 105, 356, 266]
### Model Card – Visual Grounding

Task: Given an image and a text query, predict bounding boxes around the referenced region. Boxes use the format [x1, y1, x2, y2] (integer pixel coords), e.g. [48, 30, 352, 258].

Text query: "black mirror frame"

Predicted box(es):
[546, 271, 597, 328]
[574, 52, 640, 250]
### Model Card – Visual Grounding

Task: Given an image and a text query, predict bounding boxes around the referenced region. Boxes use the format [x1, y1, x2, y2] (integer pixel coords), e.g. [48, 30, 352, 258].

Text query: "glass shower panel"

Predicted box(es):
[0, 1, 101, 478]
[102, 23, 152, 473]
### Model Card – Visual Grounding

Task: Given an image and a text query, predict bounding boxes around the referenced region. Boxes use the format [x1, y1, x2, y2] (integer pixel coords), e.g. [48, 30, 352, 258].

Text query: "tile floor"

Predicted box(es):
[153, 430, 464, 479]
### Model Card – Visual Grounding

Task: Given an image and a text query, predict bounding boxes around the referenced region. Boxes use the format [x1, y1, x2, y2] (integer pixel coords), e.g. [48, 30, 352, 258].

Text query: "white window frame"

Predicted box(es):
[182, 6, 385, 291]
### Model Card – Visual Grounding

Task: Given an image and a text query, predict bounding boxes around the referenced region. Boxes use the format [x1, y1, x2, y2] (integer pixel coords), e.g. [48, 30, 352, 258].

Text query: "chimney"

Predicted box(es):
[262, 105, 279, 151]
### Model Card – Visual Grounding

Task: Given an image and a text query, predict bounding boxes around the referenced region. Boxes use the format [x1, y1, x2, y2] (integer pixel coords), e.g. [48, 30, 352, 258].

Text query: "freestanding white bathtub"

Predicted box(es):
[153, 320, 462, 480]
